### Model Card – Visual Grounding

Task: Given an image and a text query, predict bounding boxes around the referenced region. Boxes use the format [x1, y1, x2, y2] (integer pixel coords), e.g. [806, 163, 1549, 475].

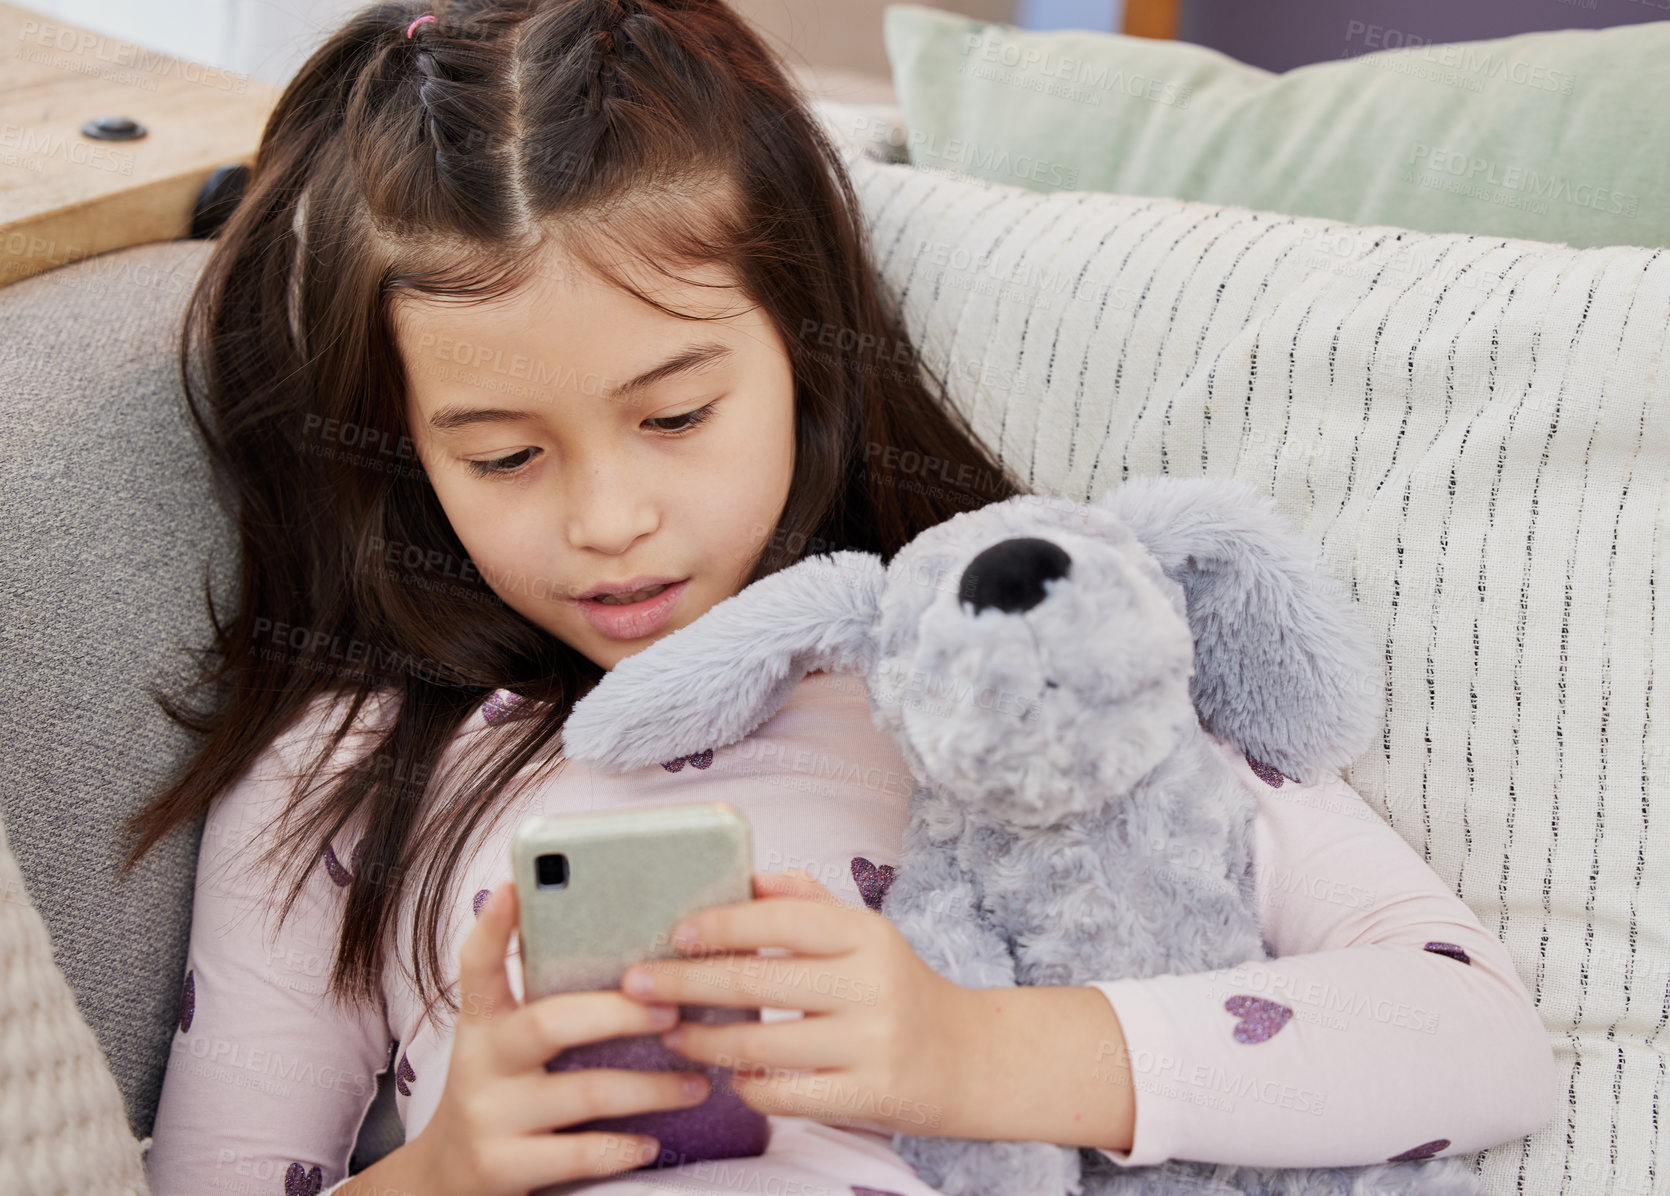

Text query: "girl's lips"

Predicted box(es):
[574, 577, 690, 640]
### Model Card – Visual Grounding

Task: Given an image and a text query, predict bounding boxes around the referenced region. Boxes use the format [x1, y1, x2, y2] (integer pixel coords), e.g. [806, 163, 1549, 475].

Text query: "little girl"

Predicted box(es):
[128, 1, 1560, 1193]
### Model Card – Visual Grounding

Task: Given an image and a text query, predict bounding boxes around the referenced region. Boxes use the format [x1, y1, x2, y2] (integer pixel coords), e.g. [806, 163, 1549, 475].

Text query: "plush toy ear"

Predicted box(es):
[1094, 476, 1382, 783]
[560, 550, 886, 773]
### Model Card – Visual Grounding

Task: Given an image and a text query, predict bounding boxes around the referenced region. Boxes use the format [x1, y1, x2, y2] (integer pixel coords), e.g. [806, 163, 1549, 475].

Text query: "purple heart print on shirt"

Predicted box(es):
[1423, 941, 1471, 965]
[472, 887, 492, 917]
[1243, 751, 1291, 787]
[321, 842, 352, 887]
[482, 689, 526, 725]
[284, 1162, 323, 1195]
[178, 969, 194, 1033]
[660, 748, 714, 772]
[1224, 994, 1293, 1043]
[850, 857, 896, 911]
[1388, 1138, 1450, 1161]
[395, 1050, 416, 1096]
[851, 1188, 910, 1196]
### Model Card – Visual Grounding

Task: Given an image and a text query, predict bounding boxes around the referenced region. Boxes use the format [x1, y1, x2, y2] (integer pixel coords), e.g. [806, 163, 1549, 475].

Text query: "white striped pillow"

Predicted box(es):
[837, 143, 1668, 1196]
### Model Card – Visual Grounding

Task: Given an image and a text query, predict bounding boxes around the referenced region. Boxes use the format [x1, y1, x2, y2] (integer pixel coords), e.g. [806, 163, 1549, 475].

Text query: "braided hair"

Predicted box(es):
[128, 0, 1027, 1023]
[400, 4, 535, 236]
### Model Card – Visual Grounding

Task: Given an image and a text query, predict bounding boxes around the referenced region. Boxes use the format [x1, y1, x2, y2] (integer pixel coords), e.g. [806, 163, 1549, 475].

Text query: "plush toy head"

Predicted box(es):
[863, 492, 1198, 826]
[561, 476, 1382, 819]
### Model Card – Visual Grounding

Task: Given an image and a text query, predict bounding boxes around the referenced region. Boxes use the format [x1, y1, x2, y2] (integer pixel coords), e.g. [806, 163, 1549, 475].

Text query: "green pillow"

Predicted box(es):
[882, 3, 1669, 250]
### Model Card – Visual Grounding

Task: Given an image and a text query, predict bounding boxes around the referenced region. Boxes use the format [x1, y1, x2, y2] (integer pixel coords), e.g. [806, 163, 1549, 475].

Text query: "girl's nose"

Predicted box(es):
[562, 458, 659, 556]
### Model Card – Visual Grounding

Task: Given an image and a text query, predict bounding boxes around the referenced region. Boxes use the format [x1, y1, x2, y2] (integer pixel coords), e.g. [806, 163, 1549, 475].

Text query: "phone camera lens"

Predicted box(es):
[535, 852, 570, 890]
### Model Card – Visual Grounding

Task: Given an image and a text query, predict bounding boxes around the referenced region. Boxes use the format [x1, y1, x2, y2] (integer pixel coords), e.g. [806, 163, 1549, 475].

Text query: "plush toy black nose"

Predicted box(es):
[958, 537, 1072, 615]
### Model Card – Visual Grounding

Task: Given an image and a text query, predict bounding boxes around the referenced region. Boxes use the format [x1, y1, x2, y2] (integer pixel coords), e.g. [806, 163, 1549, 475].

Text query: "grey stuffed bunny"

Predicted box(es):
[561, 475, 1487, 1196]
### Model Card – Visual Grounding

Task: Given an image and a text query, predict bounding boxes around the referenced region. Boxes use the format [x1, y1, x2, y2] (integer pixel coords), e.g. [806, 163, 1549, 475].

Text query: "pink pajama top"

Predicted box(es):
[145, 669, 1558, 1194]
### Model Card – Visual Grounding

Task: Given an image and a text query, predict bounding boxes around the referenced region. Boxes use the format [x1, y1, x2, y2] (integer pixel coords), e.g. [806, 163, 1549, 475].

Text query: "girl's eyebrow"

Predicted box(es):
[426, 340, 735, 434]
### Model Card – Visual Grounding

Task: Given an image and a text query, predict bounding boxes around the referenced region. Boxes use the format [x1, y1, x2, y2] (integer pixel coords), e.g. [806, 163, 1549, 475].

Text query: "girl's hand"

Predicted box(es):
[619, 869, 974, 1138]
[405, 880, 712, 1196]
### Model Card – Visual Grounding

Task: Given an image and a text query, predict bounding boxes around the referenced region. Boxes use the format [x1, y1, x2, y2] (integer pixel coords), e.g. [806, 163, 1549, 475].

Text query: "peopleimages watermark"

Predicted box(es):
[16, 18, 250, 93]
[637, 944, 881, 1009]
[12, 41, 158, 93]
[0, 121, 134, 175]
[710, 1049, 944, 1133]
[1144, 834, 1380, 913]
[905, 131, 1080, 190]
[729, 739, 916, 801]
[408, 331, 622, 401]
[176, 1034, 375, 1100]
[1339, 21, 1577, 95]
[864, 438, 1010, 503]
[957, 28, 1194, 109]
[873, 660, 1041, 727]
[1205, 966, 1441, 1036]
[1284, 222, 1507, 304]
[914, 236, 1141, 312]
[0, 233, 197, 293]
[1093, 1038, 1327, 1116]
[1405, 143, 1639, 219]
[248, 616, 474, 688]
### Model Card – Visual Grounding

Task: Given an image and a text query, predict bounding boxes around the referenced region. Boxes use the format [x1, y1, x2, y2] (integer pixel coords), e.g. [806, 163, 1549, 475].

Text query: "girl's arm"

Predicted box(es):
[950, 734, 1561, 1168]
[145, 695, 393, 1195]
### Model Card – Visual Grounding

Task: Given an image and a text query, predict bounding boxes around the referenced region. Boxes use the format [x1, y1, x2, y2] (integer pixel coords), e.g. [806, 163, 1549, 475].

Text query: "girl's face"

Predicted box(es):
[394, 244, 797, 671]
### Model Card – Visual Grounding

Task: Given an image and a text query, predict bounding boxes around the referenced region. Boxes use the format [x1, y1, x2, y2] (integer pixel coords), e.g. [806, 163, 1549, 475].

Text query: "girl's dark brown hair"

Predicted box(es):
[121, 0, 1027, 1028]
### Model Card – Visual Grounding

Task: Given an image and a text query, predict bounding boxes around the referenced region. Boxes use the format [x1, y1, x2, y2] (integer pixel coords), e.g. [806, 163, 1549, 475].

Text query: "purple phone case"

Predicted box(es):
[544, 1003, 771, 1168]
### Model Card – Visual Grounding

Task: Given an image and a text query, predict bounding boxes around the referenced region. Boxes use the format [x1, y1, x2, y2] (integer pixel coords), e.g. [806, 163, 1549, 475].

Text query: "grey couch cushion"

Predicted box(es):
[0, 239, 409, 1168]
[1, 240, 231, 1140]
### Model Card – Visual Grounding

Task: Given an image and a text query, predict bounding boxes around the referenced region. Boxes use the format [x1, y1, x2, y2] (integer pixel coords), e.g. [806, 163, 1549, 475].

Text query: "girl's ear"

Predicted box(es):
[1094, 476, 1383, 783]
[560, 551, 887, 773]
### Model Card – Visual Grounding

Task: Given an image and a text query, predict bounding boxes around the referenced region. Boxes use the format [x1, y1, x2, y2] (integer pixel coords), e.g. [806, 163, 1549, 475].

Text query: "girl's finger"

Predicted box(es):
[483, 1054, 708, 1137]
[495, 989, 682, 1075]
[516, 1064, 711, 1136]
[457, 879, 520, 1029]
[494, 1130, 663, 1188]
[671, 895, 858, 959]
[631, 951, 854, 1014]
[662, 1007, 851, 1072]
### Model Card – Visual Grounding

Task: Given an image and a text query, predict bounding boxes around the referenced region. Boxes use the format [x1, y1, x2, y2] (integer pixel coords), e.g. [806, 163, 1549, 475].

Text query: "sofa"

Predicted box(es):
[3, 17, 1666, 1195]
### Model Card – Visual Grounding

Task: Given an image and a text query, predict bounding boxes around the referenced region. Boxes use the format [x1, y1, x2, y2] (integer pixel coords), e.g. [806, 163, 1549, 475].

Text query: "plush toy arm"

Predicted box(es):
[560, 550, 886, 772]
[882, 859, 1018, 990]
[883, 866, 1088, 1196]
[1095, 475, 1382, 783]
[880, 803, 1085, 1196]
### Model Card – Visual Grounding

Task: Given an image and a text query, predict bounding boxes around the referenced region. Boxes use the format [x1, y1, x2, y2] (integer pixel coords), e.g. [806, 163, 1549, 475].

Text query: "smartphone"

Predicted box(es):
[511, 802, 771, 1169]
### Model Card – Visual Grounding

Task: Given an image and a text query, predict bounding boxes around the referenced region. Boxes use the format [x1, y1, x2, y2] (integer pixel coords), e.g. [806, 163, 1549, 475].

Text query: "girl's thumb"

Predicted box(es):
[458, 879, 519, 1023]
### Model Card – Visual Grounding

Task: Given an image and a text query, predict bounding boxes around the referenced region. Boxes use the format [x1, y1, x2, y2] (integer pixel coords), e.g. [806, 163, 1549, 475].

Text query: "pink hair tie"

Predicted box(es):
[406, 14, 436, 37]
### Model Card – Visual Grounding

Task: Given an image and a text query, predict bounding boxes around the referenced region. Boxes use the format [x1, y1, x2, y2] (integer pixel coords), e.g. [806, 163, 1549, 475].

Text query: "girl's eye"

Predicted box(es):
[643, 401, 718, 434]
[463, 401, 717, 480]
[465, 448, 537, 478]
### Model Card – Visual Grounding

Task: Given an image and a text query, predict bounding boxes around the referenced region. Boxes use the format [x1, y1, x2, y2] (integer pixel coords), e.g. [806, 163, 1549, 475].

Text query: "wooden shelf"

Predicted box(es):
[0, 1, 279, 287]
[1122, 0, 1181, 40]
